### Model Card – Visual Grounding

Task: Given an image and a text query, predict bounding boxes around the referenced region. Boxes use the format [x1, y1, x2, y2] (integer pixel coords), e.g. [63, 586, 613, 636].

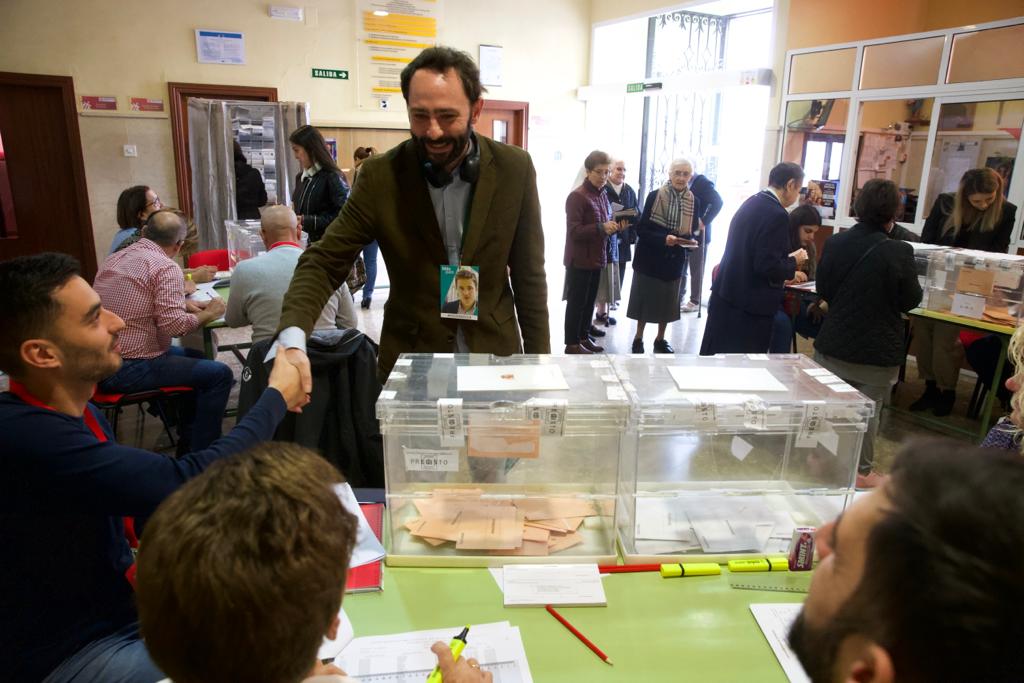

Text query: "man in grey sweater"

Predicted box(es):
[226, 206, 358, 342]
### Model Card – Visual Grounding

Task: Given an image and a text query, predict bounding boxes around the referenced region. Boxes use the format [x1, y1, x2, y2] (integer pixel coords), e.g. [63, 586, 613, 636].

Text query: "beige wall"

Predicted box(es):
[0, 0, 591, 263]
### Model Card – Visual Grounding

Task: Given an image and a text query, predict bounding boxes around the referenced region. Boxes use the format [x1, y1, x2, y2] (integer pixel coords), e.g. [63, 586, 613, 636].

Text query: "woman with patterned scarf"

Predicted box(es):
[626, 158, 701, 353]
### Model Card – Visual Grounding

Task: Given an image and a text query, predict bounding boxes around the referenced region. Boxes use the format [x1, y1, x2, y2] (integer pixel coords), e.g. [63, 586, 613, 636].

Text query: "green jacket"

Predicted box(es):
[278, 136, 550, 379]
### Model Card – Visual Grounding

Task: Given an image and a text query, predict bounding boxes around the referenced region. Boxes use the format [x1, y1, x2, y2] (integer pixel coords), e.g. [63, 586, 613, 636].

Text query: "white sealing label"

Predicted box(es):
[590, 359, 612, 369]
[694, 400, 716, 426]
[746, 354, 769, 361]
[607, 386, 627, 401]
[526, 398, 567, 436]
[600, 374, 618, 383]
[437, 398, 465, 446]
[404, 448, 459, 472]
[796, 401, 827, 448]
[379, 390, 397, 400]
[393, 358, 413, 367]
[743, 399, 768, 430]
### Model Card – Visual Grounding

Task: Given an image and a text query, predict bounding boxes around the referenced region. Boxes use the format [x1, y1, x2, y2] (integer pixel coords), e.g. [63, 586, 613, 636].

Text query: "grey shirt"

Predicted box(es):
[226, 245, 358, 343]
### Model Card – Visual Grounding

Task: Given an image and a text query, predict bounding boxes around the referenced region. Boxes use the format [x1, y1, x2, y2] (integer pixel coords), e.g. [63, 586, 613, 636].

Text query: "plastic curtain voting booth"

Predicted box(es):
[188, 98, 308, 250]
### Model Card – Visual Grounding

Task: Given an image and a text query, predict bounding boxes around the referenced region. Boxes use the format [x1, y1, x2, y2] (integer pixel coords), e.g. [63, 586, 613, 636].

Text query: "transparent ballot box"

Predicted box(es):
[224, 219, 265, 271]
[920, 248, 1024, 326]
[613, 354, 871, 564]
[377, 354, 628, 567]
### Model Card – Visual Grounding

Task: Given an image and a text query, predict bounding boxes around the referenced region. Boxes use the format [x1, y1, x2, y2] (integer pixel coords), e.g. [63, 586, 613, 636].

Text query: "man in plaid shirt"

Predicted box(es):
[94, 210, 232, 452]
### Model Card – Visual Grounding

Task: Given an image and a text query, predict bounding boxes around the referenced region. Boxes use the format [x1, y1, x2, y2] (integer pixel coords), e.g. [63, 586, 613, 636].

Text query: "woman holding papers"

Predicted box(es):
[911, 168, 1018, 417]
[626, 158, 701, 354]
[812, 179, 922, 488]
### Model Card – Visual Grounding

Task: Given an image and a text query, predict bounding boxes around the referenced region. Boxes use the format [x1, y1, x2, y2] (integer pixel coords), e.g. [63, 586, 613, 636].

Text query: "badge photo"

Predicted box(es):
[440, 265, 480, 321]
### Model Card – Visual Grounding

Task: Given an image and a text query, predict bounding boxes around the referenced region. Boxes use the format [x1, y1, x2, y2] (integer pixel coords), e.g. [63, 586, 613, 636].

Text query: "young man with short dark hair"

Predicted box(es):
[0, 252, 307, 682]
[790, 439, 1024, 682]
[137, 444, 492, 683]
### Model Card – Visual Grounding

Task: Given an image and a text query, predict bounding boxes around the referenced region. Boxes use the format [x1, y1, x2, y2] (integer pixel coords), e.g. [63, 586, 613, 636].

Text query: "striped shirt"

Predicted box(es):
[93, 239, 198, 359]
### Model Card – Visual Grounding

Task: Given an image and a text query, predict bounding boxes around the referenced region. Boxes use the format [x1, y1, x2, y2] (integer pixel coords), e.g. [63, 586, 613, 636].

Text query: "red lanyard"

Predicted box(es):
[8, 380, 107, 442]
[268, 241, 302, 251]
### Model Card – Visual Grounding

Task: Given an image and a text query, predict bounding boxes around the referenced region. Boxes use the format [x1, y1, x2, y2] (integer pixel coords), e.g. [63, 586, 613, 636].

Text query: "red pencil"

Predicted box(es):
[545, 604, 613, 665]
[598, 564, 660, 574]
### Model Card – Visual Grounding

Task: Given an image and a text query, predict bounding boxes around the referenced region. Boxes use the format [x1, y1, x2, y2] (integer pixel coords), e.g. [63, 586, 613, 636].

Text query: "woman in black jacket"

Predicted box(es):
[911, 167, 1018, 416]
[813, 179, 923, 487]
[233, 140, 267, 220]
[289, 125, 349, 243]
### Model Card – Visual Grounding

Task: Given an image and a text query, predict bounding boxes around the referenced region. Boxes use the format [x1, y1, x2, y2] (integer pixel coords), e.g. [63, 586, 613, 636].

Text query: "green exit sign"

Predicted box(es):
[312, 68, 349, 80]
[626, 82, 645, 93]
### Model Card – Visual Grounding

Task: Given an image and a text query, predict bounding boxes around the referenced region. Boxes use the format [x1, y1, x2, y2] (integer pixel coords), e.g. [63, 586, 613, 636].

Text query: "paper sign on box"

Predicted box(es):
[951, 292, 986, 319]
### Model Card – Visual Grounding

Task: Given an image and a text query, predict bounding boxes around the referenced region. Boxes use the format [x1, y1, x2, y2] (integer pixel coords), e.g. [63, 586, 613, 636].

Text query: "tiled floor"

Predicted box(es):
[53, 271, 999, 469]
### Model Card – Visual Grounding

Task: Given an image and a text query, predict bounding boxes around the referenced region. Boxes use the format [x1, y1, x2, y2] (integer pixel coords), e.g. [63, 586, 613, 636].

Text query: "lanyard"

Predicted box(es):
[8, 380, 107, 442]
[268, 241, 302, 251]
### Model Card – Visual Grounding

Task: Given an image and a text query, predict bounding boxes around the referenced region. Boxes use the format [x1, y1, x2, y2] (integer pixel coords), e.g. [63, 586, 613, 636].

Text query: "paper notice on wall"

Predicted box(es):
[195, 29, 245, 65]
[355, 0, 443, 111]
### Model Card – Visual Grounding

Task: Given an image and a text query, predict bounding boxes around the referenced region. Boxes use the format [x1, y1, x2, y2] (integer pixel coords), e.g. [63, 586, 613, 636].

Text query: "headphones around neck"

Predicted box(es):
[419, 133, 480, 188]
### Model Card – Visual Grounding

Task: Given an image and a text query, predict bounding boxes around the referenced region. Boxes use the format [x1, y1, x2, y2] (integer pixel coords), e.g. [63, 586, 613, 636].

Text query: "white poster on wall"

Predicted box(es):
[195, 29, 245, 65]
[355, 0, 442, 111]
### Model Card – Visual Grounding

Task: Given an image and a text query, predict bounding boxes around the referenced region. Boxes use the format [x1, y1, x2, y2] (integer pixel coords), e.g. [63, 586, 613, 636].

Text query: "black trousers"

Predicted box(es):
[564, 266, 601, 345]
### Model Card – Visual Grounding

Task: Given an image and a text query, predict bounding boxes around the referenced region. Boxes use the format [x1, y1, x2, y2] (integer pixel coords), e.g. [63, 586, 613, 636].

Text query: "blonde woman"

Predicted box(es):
[982, 324, 1024, 450]
[910, 168, 1018, 417]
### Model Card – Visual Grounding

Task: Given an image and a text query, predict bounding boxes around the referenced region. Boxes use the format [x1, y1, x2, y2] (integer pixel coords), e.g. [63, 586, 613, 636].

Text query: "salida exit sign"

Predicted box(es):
[312, 68, 349, 80]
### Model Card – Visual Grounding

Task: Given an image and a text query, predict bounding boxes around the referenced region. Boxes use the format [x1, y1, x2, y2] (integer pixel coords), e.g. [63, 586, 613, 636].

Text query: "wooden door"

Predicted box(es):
[0, 72, 97, 277]
[476, 99, 529, 149]
[168, 83, 277, 217]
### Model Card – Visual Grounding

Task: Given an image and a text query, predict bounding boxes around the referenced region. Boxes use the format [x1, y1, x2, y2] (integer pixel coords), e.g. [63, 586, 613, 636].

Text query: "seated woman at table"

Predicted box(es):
[910, 167, 1018, 417]
[769, 206, 822, 352]
[813, 179, 923, 488]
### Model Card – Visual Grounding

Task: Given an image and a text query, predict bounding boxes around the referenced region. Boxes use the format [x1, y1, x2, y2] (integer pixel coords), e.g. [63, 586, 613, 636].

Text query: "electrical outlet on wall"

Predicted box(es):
[123, 144, 138, 157]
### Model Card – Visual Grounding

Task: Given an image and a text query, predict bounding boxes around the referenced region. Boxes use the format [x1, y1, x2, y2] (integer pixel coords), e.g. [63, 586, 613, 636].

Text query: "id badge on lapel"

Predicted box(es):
[440, 264, 480, 321]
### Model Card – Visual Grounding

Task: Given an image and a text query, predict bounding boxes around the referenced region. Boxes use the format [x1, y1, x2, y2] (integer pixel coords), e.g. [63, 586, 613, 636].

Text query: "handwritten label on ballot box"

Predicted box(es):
[951, 292, 986, 320]
[437, 398, 465, 446]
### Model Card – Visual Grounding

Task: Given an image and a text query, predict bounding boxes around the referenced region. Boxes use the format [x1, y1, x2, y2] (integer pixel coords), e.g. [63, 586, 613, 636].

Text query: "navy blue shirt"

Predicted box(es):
[0, 387, 287, 680]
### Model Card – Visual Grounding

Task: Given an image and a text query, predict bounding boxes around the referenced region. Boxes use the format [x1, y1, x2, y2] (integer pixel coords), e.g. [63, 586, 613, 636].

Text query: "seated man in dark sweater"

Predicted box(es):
[0, 253, 308, 682]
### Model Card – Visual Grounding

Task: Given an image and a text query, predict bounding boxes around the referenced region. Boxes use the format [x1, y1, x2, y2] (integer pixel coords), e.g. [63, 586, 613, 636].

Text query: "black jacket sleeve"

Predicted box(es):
[991, 202, 1017, 254]
[921, 193, 952, 245]
[894, 241, 924, 312]
[302, 171, 349, 242]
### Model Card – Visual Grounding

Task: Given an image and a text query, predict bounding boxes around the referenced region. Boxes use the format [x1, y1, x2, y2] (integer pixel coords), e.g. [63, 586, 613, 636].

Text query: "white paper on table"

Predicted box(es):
[334, 621, 534, 683]
[187, 282, 221, 302]
[802, 368, 832, 377]
[502, 563, 607, 607]
[489, 566, 612, 593]
[456, 365, 569, 392]
[317, 606, 354, 661]
[332, 483, 385, 568]
[668, 366, 787, 393]
[750, 604, 811, 683]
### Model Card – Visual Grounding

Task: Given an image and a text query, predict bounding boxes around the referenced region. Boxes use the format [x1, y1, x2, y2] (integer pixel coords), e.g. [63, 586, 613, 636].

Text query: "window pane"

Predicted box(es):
[947, 24, 1024, 84]
[782, 99, 849, 218]
[848, 99, 933, 221]
[788, 48, 856, 94]
[860, 37, 943, 89]
[923, 99, 1024, 216]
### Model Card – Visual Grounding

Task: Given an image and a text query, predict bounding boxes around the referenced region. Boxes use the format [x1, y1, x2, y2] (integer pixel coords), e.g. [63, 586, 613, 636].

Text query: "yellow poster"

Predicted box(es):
[356, 0, 442, 111]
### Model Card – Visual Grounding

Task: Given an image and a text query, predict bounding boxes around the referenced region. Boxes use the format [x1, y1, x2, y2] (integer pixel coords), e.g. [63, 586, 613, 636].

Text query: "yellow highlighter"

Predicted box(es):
[728, 557, 789, 573]
[659, 562, 721, 578]
[426, 625, 470, 683]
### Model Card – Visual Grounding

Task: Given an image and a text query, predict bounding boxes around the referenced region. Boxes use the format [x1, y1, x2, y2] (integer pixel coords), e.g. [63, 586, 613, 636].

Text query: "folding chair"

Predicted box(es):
[90, 385, 195, 448]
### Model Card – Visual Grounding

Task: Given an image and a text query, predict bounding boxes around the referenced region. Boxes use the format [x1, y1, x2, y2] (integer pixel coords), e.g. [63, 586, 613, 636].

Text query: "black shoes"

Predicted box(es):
[631, 339, 644, 353]
[932, 390, 956, 417]
[909, 381, 939, 412]
[360, 298, 371, 309]
[653, 339, 674, 354]
[588, 325, 606, 338]
[580, 338, 604, 353]
[595, 313, 617, 326]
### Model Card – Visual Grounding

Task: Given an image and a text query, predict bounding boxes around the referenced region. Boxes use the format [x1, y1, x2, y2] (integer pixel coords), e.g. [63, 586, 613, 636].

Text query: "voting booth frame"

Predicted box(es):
[376, 353, 869, 567]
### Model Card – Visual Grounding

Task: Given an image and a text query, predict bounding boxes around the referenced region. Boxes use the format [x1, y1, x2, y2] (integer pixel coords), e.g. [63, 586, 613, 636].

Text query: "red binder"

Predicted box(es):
[346, 502, 384, 593]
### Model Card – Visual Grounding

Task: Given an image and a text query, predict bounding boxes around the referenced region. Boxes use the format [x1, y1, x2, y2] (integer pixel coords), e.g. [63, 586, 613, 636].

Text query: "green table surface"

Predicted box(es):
[341, 566, 802, 681]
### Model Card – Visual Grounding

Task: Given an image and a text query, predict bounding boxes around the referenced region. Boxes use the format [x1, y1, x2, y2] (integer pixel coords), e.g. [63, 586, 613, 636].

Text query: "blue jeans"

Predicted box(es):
[99, 346, 233, 451]
[768, 308, 793, 353]
[43, 622, 164, 683]
[362, 240, 379, 300]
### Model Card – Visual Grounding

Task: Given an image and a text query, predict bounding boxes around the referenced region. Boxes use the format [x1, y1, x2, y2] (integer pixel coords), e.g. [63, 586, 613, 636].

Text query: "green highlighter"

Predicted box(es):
[426, 625, 470, 683]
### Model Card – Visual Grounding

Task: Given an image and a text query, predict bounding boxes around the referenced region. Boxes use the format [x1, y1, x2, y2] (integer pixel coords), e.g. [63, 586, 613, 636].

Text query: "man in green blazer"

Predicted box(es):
[274, 47, 550, 384]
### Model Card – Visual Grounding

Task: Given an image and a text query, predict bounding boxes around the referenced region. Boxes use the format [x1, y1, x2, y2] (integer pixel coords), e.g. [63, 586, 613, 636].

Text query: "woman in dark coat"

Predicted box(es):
[910, 167, 1018, 416]
[233, 140, 267, 220]
[813, 179, 923, 487]
[289, 125, 349, 243]
[627, 159, 701, 354]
